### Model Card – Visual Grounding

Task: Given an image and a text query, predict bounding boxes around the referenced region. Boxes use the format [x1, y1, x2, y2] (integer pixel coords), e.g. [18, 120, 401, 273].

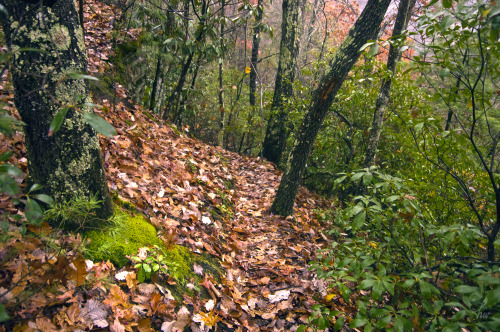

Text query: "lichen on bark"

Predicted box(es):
[0, 0, 112, 219]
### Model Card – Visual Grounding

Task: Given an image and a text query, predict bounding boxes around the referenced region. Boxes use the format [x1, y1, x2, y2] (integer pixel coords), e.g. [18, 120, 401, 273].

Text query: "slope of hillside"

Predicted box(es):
[0, 1, 341, 331]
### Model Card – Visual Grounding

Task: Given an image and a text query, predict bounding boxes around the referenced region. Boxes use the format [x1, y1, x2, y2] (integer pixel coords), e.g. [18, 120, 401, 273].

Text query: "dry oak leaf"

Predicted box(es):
[268, 289, 291, 303]
[70, 255, 89, 287]
[104, 284, 130, 308]
[137, 318, 153, 332]
[80, 299, 109, 328]
[110, 317, 126, 332]
[35, 316, 57, 332]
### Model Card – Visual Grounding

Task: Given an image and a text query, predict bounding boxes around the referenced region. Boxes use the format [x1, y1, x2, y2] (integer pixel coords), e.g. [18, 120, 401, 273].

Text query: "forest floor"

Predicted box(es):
[0, 1, 349, 331]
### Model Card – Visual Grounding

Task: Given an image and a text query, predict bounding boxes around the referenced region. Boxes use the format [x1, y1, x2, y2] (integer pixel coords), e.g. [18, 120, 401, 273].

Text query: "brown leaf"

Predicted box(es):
[70, 255, 89, 287]
[35, 317, 57, 332]
[137, 318, 153, 332]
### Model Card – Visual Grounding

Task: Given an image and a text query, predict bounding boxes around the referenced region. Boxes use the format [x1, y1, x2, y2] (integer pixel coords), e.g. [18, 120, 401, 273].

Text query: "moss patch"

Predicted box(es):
[84, 208, 161, 267]
[83, 206, 224, 303]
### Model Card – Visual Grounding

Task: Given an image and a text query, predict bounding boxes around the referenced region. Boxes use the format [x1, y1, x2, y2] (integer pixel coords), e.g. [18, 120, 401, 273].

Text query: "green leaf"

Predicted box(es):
[0, 151, 13, 162]
[335, 176, 347, 184]
[0, 174, 19, 196]
[363, 173, 373, 185]
[442, 0, 452, 9]
[0, 165, 22, 177]
[440, 15, 453, 31]
[352, 212, 366, 230]
[419, 280, 432, 298]
[34, 194, 54, 205]
[439, 68, 451, 79]
[334, 316, 344, 331]
[142, 263, 152, 273]
[137, 267, 145, 282]
[25, 198, 43, 225]
[360, 41, 375, 52]
[372, 281, 384, 300]
[83, 112, 117, 137]
[386, 195, 400, 203]
[394, 316, 405, 332]
[455, 285, 478, 294]
[383, 279, 395, 295]
[414, 122, 424, 134]
[369, 44, 380, 57]
[0, 5, 7, 17]
[359, 279, 376, 289]
[350, 316, 368, 329]
[49, 106, 70, 136]
[66, 72, 99, 81]
[296, 325, 306, 332]
[28, 184, 43, 193]
[0, 304, 9, 323]
[317, 316, 327, 329]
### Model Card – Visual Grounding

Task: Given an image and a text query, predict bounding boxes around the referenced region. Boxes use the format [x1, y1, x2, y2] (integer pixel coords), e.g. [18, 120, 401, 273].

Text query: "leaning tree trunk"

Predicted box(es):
[0, 0, 113, 220]
[363, 0, 415, 167]
[271, 0, 392, 216]
[262, 0, 301, 165]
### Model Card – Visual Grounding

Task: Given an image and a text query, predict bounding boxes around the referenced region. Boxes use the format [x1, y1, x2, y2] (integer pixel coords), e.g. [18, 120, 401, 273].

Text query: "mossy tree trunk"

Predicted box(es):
[262, 0, 301, 165]
[363, 0, 416, 167]
[0, 0, 113, 220]
[271, 0, 391, 216]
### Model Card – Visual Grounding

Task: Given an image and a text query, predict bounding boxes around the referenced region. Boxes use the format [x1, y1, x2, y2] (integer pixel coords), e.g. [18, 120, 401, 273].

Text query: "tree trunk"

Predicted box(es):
[271, 0, 391, 216]
[217, 0, 226, 148]
[262, 0, 302, 165]
[249, 0, 263, 108]
[163, 0, 207, 124]
[149, 55, 163, 112]
[0, 0, 113, 220]
[363, 0, 415, 167]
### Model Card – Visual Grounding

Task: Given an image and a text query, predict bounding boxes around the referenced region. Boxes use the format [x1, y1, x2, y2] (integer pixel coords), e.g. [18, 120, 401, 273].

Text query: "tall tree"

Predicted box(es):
[217, 0, 227, 147]
[271, 0, 391, 216]
[0, 0, 113, 219]
[363, 0, 416, 167]
[249, 0, 263, 108]
[262, 0, 302, 164]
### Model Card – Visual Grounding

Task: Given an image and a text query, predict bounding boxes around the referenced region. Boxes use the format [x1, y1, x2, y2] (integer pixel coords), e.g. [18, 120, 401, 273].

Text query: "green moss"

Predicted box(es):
[84, 208, 161, 267]
[112, 193, 138, 213]
[83, 205, 224, 303]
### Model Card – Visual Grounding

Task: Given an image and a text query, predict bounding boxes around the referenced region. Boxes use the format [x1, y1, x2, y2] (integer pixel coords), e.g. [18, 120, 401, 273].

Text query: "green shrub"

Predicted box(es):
[306, 169, 500, 331]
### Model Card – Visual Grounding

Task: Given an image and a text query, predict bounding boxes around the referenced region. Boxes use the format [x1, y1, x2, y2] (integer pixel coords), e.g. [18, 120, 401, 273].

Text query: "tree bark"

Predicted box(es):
[249, 0, 263, 108]
[217, 0, 226, 148]
[149, 55, 163, 113]
[0, 0, 113, 220]
[363, 0, 415, 167]
[163, 0, 208, 124]
[262, 0, 302, 165]
[271, 0, 391, 216]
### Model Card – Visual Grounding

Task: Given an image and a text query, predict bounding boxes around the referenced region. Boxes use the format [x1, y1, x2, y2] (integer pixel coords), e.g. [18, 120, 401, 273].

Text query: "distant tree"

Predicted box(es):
[271, 0, 392, 216]
[0, 0, 113, 219]
[262, 0, 302, 165]
[363, 0, 416, 167]
[249, 0, 264, 109]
